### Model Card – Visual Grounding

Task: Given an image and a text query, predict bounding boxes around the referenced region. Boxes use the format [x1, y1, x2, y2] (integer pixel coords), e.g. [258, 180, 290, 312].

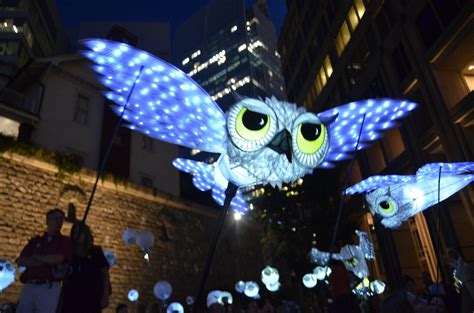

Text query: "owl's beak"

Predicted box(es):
[268, 129, 292, 163]
[373, 213, 383, 226]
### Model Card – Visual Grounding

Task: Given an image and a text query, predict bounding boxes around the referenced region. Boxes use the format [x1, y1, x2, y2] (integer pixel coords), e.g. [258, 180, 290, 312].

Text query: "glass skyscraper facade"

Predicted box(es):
[173, 0, 286, 205]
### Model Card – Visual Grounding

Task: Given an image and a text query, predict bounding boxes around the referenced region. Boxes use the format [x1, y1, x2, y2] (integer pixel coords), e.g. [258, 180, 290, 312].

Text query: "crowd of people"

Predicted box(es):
[1, 207, 473, 313]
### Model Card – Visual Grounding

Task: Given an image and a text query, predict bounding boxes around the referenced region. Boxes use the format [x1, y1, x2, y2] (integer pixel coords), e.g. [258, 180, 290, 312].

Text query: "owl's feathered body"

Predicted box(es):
[347, 162, 474, 228]
[80, 39, 418, 213]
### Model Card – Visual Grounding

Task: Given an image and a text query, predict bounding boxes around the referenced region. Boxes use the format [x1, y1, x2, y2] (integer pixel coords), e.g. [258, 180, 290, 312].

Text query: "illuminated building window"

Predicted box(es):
[238, 44, 247, 52]
[354, 0, 366, 19]
[335, 0, 366, 56]
[211, 76, 251, 100]
[191, 50, 201, 59]
[0, 20, 33, 48]
[462, 64, 474, 92]
[182, 57, 189, 65]
[313, 55, 333, 95]
[231, 25, 237, 33]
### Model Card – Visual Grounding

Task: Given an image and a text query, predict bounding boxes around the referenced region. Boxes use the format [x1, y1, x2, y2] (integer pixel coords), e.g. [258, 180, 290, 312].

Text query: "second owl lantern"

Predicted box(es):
[80, 39, 417, 213]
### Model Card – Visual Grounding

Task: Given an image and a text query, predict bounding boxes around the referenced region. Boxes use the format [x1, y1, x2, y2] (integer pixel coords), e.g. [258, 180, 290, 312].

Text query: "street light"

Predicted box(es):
[233, 212, 242, 221]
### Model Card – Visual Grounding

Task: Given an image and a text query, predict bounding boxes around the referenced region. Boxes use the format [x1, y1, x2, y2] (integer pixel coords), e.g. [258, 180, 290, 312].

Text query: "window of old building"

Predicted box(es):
[73, 94, 89, 125]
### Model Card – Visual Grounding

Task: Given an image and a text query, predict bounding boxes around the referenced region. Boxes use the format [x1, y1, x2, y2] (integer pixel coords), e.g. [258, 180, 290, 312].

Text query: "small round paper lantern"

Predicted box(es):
[261, 266, 279, 285]
[103, 250, 117, 267]
[122, 229, 137, 244]
[244, 281, 259, 298]
[302, 274, 317, 288]
[265, 281, 280, 292]
[313, 266, 331, 280]
[235, 281, 245, 293]
[154, 281, 172, 301]
[207, 290, 222, 308]
[219, 291, 233, 305]
[0, 259, 15, 292]
[186, 296, 194, 306]
[370, 280, 386, 295]
[128, 289, 139, 302]
[136, 230, 155, 253]
[167, 302, 184, 313]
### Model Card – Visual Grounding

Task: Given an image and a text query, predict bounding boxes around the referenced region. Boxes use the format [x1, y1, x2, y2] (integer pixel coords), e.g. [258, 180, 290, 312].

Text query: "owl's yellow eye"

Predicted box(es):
[296, 123, 326, 154]
[379, 199, 396, 214]
[236, 107, 271, 141]
[345, 258, 358, 267]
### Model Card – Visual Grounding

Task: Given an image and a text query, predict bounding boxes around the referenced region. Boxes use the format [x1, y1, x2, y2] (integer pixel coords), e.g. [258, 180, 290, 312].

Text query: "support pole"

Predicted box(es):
[193, 183, 238, 313]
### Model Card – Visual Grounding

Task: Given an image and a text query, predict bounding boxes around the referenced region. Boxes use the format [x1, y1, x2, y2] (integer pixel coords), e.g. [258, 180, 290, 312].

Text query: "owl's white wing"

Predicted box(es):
[80, 39, 227, 153]
[345, 175, 414, 195]
[172, 158, 249, 213]
[415, 162, 474, 180]
[317, 99, 417, 168]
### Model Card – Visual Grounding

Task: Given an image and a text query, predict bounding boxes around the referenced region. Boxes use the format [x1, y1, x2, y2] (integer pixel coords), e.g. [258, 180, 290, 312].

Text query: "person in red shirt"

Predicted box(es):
[16, 208, 72, 313]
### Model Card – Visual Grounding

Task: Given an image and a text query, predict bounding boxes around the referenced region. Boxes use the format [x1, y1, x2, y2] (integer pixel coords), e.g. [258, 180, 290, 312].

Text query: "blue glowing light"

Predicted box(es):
[302, 273, 317, 288]
[310, 230, 375, 279]
[346, 162, 474, 228]
[80, 39, 227, 154]
[318, 99, 417, 167]
[235, 281, 245, 293]
[0, 259, 15, 292]
[103, 250, 117, 267]
[80, 39, 417, 216]
[128, 289, 139, 302]
[167, 302, 184, 313]
[172, 158, 249, 213]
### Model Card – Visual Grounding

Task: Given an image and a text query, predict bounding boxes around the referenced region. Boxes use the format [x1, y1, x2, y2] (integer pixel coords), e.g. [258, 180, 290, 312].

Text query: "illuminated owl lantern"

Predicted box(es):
[80, 39, 417, 213]
[0, 259, 15, 293]
[310, 230, 375, 279]
[346, 162, 474, 228]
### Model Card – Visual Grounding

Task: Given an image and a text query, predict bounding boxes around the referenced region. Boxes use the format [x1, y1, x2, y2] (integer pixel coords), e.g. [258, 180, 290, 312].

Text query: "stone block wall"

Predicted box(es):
[0, 153, 263, 312]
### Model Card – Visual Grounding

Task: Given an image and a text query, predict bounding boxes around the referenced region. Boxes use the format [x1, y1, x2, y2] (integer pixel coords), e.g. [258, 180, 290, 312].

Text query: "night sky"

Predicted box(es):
[56, 0, 287, 38]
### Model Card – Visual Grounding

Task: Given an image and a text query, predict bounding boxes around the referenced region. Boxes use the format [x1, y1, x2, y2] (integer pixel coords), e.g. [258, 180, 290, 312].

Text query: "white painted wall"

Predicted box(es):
[32, 59, 104, 170]
[129, 132, 180, 196]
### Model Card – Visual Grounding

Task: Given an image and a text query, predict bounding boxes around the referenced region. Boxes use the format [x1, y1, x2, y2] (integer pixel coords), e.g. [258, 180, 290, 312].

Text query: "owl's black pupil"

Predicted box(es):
[380, 200, 390, 209]
[301, 123, 321, 141]
[243, 109, 268, 130]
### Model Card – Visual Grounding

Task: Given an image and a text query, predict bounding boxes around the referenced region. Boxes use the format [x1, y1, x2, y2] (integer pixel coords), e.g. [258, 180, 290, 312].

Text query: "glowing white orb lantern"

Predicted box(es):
[244, 281, 259, 298]
[154, 281, 172, 301]
[261, 266, 279, 285]
[167, 302, 184, 313]
[128, 289, 139, 302]
[122, 229, 137, 244]
[186, 296, 194, 306]
[219, 291, 233, 305]
[370, 280, 386, 295]
[137, 230, 155, 260]
[207, 290, 222, 308]
[103, 250, 117, 267]
[235, 281, 245, 293]
[314, 266, 331, 280]
[302, 273, 317, 288]
[265, 281, 281, 292]
[0, 259, 15, 292]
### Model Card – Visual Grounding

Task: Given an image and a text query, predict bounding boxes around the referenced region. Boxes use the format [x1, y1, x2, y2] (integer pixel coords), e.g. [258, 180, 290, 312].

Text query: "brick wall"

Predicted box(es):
[0, 153, 263, 312]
